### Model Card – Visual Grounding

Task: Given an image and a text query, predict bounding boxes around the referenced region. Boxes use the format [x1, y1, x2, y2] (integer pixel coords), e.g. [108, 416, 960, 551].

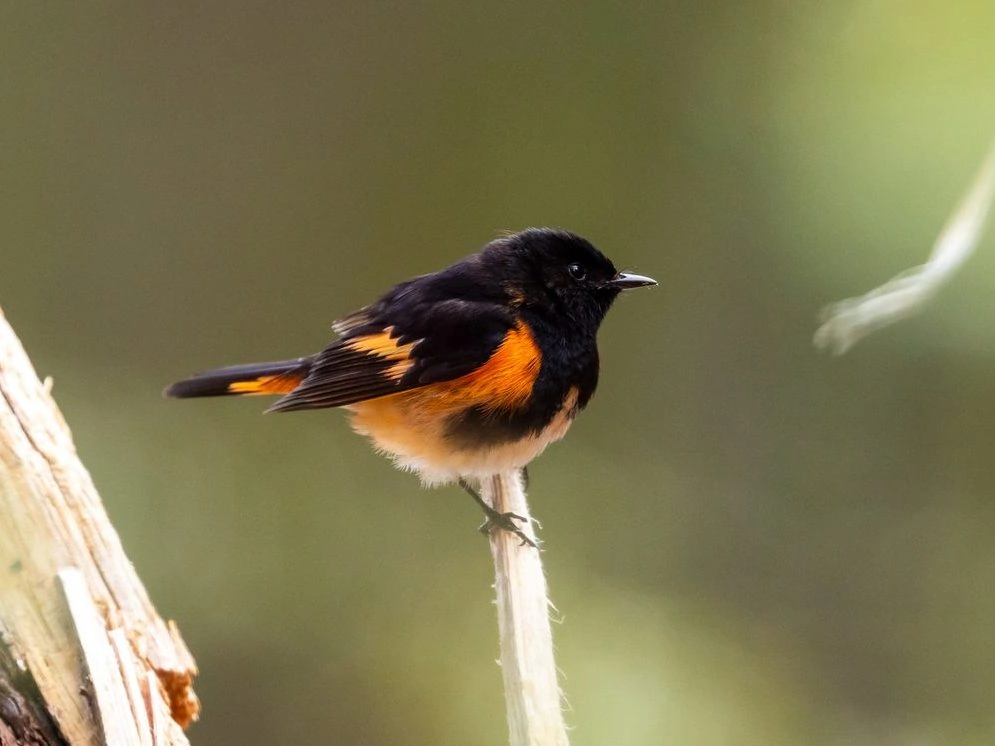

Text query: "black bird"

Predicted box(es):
[166, 228, 655, 542]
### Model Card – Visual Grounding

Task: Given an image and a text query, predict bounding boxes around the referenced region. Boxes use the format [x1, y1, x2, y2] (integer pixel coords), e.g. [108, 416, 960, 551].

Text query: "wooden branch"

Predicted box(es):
[0, 306, 198, 745]
[482, 471, 569, 746]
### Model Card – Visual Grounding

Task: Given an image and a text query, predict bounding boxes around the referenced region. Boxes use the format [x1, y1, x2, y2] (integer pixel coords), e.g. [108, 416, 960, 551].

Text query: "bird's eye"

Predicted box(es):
[567, 263, 586, 281]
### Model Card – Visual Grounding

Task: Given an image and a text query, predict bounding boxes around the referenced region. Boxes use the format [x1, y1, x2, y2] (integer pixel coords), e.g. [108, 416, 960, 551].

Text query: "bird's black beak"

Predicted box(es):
[609, 272, 657, 290]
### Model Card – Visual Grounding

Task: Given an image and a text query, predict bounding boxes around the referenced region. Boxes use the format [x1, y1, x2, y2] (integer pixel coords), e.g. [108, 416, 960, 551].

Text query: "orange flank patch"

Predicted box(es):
[345, 327, 417, 380]
[358, 320, 541, 418]
[346, 329, 561, 483]
[227, 371, 304, 395]
[433, 320, 541, 412]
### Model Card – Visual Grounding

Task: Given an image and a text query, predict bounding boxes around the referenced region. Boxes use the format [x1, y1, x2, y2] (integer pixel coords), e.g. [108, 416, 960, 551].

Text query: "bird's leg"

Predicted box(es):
[458, 478, 536, 548]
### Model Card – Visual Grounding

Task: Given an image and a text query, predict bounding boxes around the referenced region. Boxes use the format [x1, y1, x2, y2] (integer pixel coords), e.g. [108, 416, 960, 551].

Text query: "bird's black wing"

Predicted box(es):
[268, 288, 516, 412]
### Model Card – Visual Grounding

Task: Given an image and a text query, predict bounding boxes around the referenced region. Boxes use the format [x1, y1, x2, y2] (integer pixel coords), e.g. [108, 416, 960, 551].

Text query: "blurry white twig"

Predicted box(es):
[814, 139, 995, 355]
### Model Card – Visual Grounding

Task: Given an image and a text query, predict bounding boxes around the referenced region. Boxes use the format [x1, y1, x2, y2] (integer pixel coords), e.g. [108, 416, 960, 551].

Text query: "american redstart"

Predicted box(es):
[165, 228, 655, 545]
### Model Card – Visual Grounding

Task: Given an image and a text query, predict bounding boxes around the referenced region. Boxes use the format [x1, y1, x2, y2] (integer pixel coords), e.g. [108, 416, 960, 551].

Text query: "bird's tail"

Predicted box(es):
[164, 357, 314, 399]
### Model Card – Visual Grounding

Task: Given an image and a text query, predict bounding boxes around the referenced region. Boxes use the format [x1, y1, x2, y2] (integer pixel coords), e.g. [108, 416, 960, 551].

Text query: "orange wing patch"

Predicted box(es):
[344, 326, 417, 380]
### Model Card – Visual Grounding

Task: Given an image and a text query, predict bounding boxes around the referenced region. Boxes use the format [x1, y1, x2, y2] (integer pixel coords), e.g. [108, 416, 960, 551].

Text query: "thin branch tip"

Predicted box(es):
[814, 137, 995, 354]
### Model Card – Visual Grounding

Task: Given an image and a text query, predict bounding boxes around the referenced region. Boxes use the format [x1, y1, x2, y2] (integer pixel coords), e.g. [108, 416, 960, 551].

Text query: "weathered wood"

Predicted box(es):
[0, 306, 198, 745]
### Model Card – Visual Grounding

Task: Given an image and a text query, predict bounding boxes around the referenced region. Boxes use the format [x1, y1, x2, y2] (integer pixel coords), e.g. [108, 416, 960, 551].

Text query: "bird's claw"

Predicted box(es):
[478, 508, 537, 548]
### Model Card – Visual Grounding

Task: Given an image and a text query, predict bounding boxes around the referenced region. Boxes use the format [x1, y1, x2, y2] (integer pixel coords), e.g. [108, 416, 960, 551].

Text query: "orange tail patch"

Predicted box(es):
[227, 370, 305, 395]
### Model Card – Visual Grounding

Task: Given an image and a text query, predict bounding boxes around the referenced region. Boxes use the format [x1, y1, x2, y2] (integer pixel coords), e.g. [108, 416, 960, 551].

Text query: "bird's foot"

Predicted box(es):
[477, 506, 537, 548]
[460, 478, 538, 548]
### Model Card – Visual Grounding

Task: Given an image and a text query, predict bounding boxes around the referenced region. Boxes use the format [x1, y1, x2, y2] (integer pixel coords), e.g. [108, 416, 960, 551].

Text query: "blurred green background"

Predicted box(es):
[4, 2, 995, 744]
